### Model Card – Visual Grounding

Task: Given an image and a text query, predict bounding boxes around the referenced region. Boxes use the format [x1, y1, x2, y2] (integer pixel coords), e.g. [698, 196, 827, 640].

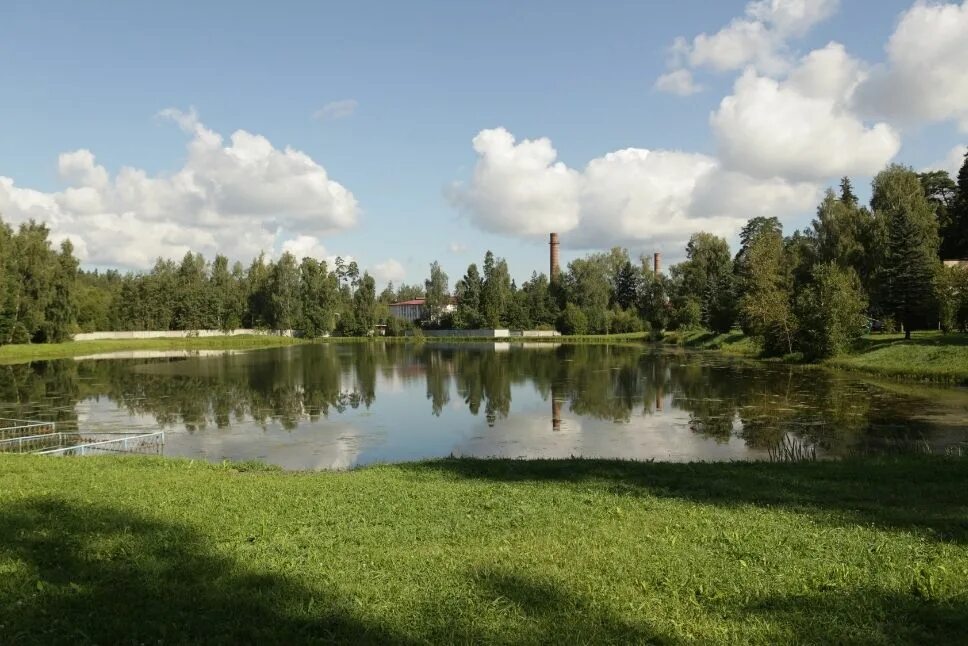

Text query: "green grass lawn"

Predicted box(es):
[0, 335, 307, 365]
[827, 331, 968, 384]
[2, 455, 966, 644]
[664, 329, 968, 384]
[662, 329, 760, 355]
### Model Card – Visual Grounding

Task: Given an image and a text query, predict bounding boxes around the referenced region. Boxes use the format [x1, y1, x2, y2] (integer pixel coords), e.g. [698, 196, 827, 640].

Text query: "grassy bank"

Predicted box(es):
[0, 335, 307, 365]
[2, 455, 966, 644]
[0, 331, 654, 365]
[827, 332, 968, 384]
[662, 329, 759, 355]
[664, 329, 968, 384]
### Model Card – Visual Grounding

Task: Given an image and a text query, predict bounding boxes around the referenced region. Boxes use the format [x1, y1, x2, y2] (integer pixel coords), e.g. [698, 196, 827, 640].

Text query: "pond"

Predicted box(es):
[2, 342, 967, 469]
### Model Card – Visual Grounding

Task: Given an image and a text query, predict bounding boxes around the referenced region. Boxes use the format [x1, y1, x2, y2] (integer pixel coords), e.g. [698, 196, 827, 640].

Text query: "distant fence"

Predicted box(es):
[417, 329, 561, 339]
[38, 432, 166, 457]
[0, 431, 76, 453]
[420, 329, 511, 338]
[0, 417, 165, 458]
[73, 329, 299, 341]
[510, 330, 561, 338]
[0, 418, 57, 441]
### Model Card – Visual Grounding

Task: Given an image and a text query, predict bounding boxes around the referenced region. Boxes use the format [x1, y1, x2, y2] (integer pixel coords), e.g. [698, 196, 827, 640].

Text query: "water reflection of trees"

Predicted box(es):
[0, 343, 961, 456]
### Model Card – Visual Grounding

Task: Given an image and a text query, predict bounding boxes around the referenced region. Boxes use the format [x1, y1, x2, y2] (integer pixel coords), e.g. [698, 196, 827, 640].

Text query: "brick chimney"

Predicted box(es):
[653, 251, 661, 276]
[550, 233, 560, 279]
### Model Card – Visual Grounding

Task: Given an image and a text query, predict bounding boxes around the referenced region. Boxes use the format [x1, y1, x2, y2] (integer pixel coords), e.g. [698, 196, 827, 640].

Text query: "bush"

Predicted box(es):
[10, 323, 30, 345]
[671, 299, 701, 331]
[384, 317, 414, 337]
[558, 303, 589, 335]
[795, 263, 868, 360]
[937, 265, 968, 333]
[610, 308, 643, 334]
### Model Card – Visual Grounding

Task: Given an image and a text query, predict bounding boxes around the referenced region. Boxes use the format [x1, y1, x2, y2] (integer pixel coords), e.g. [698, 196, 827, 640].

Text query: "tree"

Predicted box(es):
[423, 261, 449, 326]
[562, 255, 611, 332]
[519, 272, 558, 328]
[558, 303, 588, 335]
[874, 165, 940, 339]
[42, 239, 78, 342]
[300, 258, 338, 337]
[920, 169, 960, 260]
[453, 263, 483, 329]
[351, 272, 376, 335]
[736, 218, 796, 355]
[945, 149, 968, 259]
[673, 232, 733, 330]
[638, 271, 669, 332]
[480, 251, 511, 328]
[394, 283, 424, 301]
[936, 264, 968, 333]
[271, 252, 302, 331]
[812, 188, 874, 275]
[0, 219, 18, 344]
[244, 254, 272, 328]
[795, 263, 868, 360]
[614, 260, 641, 311]
[839, 176, 858, 208]
[210, 254, 242, 332]
[172, 252, 210, 330]
[12, 222, 56, 342]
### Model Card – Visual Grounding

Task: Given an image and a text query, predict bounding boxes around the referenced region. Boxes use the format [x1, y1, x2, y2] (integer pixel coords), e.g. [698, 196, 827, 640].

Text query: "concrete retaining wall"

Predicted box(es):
[419, 329, 511, 338]
[73, 329, 298, 341]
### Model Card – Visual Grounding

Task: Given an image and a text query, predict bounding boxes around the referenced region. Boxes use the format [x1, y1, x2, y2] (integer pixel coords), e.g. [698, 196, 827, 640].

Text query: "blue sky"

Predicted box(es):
[2, 0, 966, 285]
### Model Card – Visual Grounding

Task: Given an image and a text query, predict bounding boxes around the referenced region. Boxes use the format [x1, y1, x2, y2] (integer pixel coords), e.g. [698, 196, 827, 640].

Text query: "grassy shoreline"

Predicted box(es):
[0, 331, 652, 365]
[0, 335, 308, 364]
[664, 329, 968, 385]
[1, 454, 966, 644]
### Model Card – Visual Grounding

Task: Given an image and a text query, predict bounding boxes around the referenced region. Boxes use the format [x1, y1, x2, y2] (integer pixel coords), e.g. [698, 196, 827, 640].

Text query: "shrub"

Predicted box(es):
[610, 308, 643, 334]
[558, 303, 588, 336]
[795, 263, 868, 360]
[671, 299, 701, 331]
[937, 265, 968, 333]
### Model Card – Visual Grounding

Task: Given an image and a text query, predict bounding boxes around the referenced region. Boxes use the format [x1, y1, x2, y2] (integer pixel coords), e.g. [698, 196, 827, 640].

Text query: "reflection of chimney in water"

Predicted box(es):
[552, 387, 562, 431]
[656, 384, 663, 412]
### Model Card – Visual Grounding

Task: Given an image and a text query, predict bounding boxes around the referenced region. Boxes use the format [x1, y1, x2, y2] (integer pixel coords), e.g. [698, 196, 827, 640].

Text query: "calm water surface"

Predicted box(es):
[2, 342, 967, 469]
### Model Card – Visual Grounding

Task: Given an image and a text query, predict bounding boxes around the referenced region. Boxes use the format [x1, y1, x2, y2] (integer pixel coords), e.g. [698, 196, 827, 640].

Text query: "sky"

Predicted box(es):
[2, 0, 967, 286]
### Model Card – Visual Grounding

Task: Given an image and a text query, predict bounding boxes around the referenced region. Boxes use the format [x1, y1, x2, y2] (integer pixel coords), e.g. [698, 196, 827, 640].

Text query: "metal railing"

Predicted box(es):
[0, 418, 57, 441]
[0, 431, 78, 453]
[37, 432, 166, 457]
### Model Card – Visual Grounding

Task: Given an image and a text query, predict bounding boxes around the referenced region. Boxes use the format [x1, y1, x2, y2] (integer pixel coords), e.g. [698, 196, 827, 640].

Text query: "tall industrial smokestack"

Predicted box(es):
[550, 232, 560, 279]
[653, 251, 661, 276]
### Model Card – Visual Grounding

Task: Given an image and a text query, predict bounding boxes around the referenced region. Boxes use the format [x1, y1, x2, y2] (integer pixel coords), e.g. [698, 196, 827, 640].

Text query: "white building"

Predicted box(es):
[388, 298, 456, 323]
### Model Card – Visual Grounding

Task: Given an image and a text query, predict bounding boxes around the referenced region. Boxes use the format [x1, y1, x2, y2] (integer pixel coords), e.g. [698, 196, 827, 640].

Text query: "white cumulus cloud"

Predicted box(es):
[314, 99, 359, 121]
[711, 46, 900, 181]
[928, 144, 968, 176]
[662, 0, 840, 81]
[282, 234, 329, 260]
[371, 258, 406, 285]
[447, 128, 581, 236]
[0, 110, 359, 268]
[654, 69, 702, 96]
[449, 127, 820, 253]
[855, 1, 968, 132]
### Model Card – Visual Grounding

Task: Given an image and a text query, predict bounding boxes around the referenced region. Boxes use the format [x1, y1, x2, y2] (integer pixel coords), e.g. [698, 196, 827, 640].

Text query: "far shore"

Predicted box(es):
[3, 329, 967, 386]
[664, 329, 968, 385]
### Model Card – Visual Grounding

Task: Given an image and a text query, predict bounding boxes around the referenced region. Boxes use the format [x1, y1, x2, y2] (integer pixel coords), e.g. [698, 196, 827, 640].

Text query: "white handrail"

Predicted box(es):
[37, 432, 165, 457]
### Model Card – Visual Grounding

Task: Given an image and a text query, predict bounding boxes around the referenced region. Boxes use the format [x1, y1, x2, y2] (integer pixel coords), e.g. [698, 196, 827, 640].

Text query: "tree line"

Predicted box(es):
[0, 151, 966, 358]
[425, 153, 968, 359]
